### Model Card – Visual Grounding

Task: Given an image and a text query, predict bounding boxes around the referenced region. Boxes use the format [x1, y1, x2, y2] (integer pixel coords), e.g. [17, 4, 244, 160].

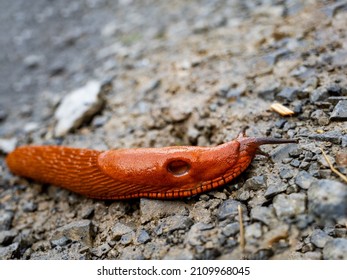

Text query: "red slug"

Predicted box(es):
[5, 132, 296, 200]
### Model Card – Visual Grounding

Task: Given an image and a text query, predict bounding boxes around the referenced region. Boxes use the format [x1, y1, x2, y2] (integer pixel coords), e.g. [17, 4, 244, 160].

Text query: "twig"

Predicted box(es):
[238, 204, 245, 251]
[320, 148, 347, 183]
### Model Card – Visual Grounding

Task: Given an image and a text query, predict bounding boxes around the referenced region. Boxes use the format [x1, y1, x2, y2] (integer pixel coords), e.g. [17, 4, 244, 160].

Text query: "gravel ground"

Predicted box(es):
[0, 0, 346, 260]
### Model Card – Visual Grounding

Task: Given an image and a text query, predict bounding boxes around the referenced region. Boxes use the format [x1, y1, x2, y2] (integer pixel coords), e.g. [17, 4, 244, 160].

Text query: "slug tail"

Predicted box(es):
[6, 146, 121, 198]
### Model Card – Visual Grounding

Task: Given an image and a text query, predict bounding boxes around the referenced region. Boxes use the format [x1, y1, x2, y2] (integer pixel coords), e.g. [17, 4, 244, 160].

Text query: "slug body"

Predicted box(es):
[6, 133, 296, 200]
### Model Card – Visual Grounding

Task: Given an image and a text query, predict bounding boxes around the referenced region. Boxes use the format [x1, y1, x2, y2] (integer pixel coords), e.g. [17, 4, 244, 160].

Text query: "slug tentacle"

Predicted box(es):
[6, 134, 297, 200]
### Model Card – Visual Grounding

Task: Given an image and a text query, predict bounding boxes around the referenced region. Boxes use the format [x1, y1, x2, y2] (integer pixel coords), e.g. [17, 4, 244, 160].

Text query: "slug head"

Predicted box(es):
[237, 132, 298, 159]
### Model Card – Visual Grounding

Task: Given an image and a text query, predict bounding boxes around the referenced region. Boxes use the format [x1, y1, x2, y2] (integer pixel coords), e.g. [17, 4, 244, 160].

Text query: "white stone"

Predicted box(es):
[0, 138, 17, 154]
[54, 80, 103, 137]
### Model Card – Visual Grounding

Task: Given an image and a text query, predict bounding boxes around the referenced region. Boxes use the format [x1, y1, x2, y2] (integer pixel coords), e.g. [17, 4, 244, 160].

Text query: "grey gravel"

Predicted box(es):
[140, 199, 189, 224]
[308, 179, 347, 225]
[1, 0, 347, 261]
[323, 238, 347, 260]
[308, 130, 343, 144]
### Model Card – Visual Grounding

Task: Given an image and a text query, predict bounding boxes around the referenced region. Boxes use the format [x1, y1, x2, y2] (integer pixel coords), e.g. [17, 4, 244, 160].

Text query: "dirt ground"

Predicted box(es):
[0, 0, 346, 260]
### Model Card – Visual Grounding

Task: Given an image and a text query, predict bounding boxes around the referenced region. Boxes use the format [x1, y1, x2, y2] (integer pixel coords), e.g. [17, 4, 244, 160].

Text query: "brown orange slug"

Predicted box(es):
[5, 131, 296, 200]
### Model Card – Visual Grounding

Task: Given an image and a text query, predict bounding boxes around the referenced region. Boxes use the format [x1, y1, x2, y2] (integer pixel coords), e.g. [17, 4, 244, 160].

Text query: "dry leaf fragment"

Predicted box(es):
[270, 102, 294, 116]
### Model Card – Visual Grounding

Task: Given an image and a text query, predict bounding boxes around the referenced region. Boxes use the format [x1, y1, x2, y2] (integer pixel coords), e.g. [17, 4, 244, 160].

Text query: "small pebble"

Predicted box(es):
[273, 193, 306, 219]
[245, 223, 262, 239]
[81, 206, 95, 219]
[111, 223, 133, 240]
[158, 215, 193, 234]
[0, 106, 7, 122]
[137, 229, 151, 244]
[0, 211, 14, 231]
[310, 109, 330, 125]
[92, 115, 108, 128]
[0, 138, 17, 154]
[330, 100, 347, 121]
[310, 87, 329, 103]
[280, 168, 296, 180]
[221, 222, 240, 237]
[276, 87, 299, 101]
[52, 220, 95, 247]
[264, 183, 287, 198]
[310, 229, 333, 248]
[51, 236, 70, 247]
[0, 230, 18, 246]
[275, 119, 287, 129]
[290, 159, 301, 167]
[186, 223, 214, 246]
[308, 130, 343, 144]
[217, 200, 247, 221]
[243, 176, 266, 191]
[295, 171, 317, 189]
[265, 175, 287, 198]
[54, 80, 104, 137]
[323, 238, 347, 260]
[90, 243, 111, 257]
[299, 161, 310, 170]
[251, 206, 276, 226]
[120, 232, 134, 245]
[22, 201, 38, 212]
[0, 243, 19, 259]
[308, 179, 347, 225]
[23, 54, 43, 69]
[289, 147, 303, 158]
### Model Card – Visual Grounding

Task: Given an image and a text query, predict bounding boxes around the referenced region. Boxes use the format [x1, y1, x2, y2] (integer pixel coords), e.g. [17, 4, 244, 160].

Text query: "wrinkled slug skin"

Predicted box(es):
[5, 135, 296, 200]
